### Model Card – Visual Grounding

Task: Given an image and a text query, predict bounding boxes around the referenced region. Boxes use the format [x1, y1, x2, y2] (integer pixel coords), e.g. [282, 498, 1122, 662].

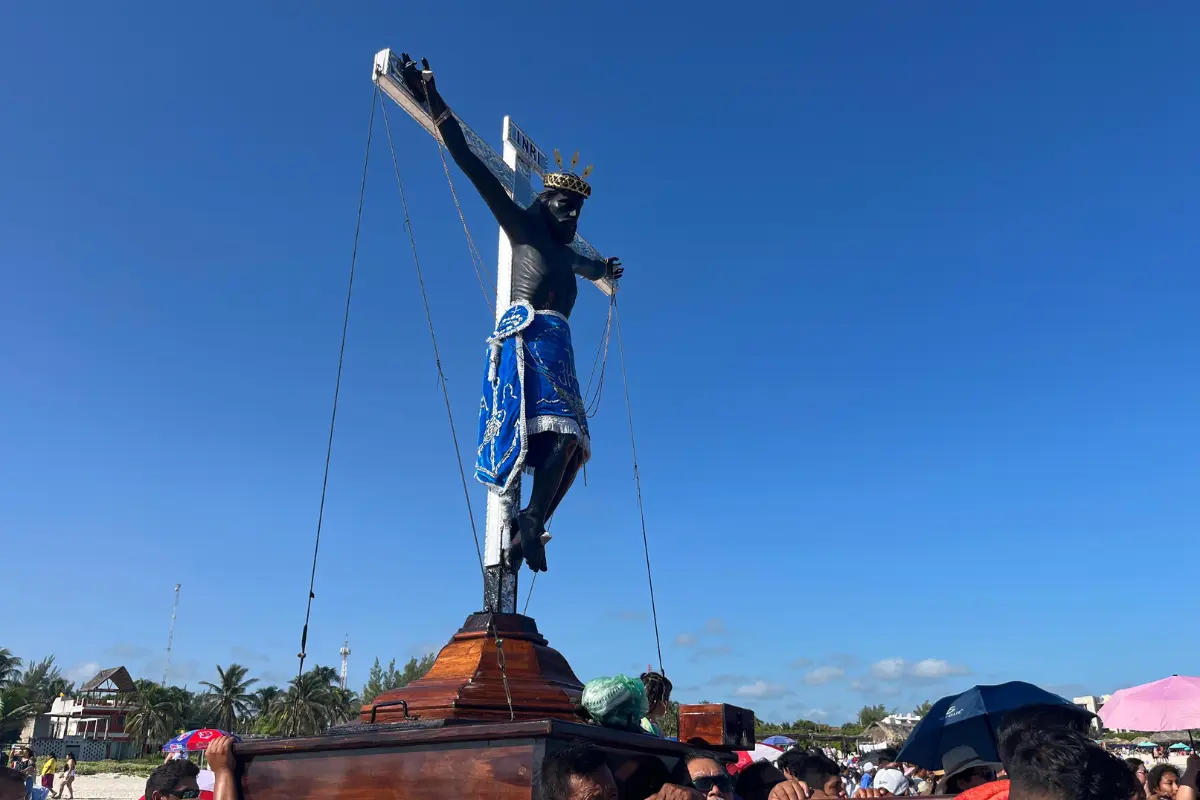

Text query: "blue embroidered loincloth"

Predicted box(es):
[475, 303, 591, 494]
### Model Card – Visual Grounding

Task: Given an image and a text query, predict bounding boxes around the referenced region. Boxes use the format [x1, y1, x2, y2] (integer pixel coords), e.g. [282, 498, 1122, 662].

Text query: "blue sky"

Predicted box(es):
[3, 2, 1198, 725]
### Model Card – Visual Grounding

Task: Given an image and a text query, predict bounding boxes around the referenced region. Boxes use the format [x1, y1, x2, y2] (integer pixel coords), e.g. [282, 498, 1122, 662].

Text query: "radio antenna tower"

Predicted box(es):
[339, 636, 351, 690]
[162, 584, 181, 687]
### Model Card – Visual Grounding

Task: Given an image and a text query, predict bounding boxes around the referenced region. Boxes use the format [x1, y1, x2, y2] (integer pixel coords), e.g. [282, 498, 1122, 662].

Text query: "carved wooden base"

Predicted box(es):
[361, 613, 584, 724]
[236, 719, 709, 800]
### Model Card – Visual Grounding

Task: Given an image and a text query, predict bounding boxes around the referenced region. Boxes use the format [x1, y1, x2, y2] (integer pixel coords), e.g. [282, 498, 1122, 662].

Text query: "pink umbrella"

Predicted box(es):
[1099, 676, 1200, 732]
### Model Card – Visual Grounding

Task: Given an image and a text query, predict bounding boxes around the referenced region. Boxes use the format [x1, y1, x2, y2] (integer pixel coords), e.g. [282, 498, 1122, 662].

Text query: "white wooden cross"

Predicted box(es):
[373, 48, 613, 612]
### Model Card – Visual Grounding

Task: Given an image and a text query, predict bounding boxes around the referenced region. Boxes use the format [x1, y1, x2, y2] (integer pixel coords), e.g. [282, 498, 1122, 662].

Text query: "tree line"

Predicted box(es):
[754, 701, 935, 738]
[0, 648, 435, 751]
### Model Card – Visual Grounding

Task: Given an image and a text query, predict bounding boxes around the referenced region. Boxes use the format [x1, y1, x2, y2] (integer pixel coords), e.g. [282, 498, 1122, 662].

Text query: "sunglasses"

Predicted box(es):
[692, 774, 734, 794]
[173, 791, 201, 799]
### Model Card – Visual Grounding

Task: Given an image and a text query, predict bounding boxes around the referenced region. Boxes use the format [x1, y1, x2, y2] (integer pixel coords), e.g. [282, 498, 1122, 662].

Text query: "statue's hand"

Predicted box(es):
[399, 53, 442, 112]
[605, 257, 624, 281]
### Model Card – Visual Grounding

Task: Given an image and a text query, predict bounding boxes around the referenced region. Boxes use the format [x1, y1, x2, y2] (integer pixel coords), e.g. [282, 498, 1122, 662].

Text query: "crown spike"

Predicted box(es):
[554, 149, 563, 169]
[570, 151, 579, 171]
[582, 164, 593, 179]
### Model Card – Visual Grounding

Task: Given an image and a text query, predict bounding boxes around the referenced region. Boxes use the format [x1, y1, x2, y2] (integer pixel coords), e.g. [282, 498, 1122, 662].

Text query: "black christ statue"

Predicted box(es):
[400, 55, 623, 575]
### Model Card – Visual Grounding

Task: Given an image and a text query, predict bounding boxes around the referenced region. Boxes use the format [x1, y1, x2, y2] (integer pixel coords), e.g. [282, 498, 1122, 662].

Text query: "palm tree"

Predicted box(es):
[0, 684, 36, 741]
[326, 686, 360, 727]
[199, 664, 258, 733]
[18, 656, 72, 710]
[308, 665, 340, 688]
[0, 650, 22, 686]
[248, 686, 281, 722]
[272, 671, 332, 737]
[124, 684, 183, 753]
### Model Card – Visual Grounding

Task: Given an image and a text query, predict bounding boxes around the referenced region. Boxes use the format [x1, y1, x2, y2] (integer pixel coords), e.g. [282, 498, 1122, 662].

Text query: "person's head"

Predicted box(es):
[145, 758, 201, 800]
[1125, 759, 1147, 786]
[778, 750, 844, 797]
[1006, 726, 1142, 800]
[686, 755, 736, 800]
[535, 188, 586, 245]
[66, 754, 75, 764]
[640, 671, 673, 719]
[940, 746, 998, 794]
[0, 767, 26, 800]
[873, 748, 898, 768]
[541, 744, 617, 800]
[22, 748, 32, 759]
[735, 761, 789, 800]
[997, 704, 1095, 770]
[1149, 765, 1180, 798]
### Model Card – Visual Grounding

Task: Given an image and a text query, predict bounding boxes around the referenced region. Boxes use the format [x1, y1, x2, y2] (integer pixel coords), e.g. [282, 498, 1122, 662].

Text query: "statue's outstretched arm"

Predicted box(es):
[573, 255, 624, 282]
[400, 54, 525, 237]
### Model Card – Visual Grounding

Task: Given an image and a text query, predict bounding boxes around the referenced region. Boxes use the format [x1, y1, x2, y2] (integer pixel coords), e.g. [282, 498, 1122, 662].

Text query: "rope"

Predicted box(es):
[378, 93, 486, 580]
[297, 86, 377, 679]
[418, 82, 495, 315]
[614, 298, 665, 675]
[583, 293, 615, 417]
[488, 617, 516, 720]
[432, 132, 496, 313]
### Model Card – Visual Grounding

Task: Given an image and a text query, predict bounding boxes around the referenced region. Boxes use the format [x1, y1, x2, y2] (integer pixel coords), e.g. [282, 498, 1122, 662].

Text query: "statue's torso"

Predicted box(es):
[509, 234, 578, 318]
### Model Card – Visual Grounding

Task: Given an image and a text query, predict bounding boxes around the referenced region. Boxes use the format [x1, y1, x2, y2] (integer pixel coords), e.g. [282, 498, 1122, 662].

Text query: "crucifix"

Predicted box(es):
[372, 49, 623, 616]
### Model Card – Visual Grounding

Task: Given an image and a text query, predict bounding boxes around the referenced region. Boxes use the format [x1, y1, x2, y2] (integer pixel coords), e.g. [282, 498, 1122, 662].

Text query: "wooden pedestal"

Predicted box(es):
[236, 719, 713, 800]
[360, 613, 584, 724]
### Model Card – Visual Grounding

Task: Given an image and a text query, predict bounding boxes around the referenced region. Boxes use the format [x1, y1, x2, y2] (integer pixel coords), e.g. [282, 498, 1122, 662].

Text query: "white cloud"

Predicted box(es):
[791, 657, 814, 669]
[807, 708, 831, 719]
[909, 659, 971, 680]
[867, 657, 973, 683]
[871, 658, 907, 680]
[732, 681, 791, 700]
[675, 633, 697, 648]
[65, 662, 102, 685]
[704, 618, 727, 636]
[804, 666, 846, 686]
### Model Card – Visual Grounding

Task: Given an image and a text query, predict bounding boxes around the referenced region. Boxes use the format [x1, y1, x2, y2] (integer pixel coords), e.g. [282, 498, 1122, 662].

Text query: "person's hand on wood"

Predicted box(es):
[206, 736, 235, 776]
[769, 779, 812, 800]
[644, 784, 705, 800]
[854, 789, 892, 798]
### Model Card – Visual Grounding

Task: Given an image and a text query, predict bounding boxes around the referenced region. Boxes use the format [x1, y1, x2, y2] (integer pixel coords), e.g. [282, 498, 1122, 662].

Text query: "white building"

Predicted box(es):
[881, 713, 922, 725]
[1073, 695, 1114, 730]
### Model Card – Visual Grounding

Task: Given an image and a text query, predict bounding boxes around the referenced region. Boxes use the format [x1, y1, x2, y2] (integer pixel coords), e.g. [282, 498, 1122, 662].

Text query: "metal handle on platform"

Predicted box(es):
[369, 699, 415, 722]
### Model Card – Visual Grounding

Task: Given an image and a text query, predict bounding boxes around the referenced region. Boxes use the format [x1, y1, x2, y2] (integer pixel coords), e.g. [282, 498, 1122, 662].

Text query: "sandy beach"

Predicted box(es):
[53, 774, 146, 800]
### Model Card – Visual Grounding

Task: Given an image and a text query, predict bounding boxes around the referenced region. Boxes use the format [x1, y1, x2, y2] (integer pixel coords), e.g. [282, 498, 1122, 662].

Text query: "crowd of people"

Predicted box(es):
[532, 704, 1159, 800]
[0, 685, 1189, 800]
[1, 749, 74, 800]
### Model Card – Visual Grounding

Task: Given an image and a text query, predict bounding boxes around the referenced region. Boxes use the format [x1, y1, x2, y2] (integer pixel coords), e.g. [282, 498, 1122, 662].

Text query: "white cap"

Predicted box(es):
[874, 768, 912, 796]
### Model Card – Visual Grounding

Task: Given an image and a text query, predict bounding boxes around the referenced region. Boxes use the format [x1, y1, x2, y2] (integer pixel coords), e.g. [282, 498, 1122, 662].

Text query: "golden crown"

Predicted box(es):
[543, 149, 593, 198]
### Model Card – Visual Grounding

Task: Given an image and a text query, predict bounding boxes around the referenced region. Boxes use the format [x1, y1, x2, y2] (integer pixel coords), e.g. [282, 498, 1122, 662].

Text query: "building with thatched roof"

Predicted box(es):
[859, 720, 918, 752]
[20, 665, 139, 761]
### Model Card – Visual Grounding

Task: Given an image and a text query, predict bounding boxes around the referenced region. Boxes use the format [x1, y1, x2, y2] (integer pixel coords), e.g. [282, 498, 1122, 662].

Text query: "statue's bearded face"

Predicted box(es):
[538, 189, 584, 245]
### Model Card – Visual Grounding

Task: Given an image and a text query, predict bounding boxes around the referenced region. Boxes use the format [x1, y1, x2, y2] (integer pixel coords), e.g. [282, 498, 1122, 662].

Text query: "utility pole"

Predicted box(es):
[339, 636, 351, 690]
[162, 584, 181, 687]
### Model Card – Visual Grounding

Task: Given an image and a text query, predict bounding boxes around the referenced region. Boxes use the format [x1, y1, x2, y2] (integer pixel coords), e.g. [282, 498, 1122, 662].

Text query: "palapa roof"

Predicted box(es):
[860, 720, 918, 745]
[79, 666, 135, 693]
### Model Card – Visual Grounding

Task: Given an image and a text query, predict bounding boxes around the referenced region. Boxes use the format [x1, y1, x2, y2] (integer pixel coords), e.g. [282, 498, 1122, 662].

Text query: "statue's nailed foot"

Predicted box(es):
[506, 512, 548, 573]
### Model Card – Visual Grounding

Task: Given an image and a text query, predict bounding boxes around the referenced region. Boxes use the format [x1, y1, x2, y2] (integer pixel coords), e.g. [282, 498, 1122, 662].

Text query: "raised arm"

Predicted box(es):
[574, 254, 623, 282]
[399, 55, 526, 236]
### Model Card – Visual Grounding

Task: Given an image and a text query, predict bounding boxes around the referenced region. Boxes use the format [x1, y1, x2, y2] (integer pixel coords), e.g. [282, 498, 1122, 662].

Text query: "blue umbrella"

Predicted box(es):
[896, 682, 1076, 769]
[762, 735, 796, 747]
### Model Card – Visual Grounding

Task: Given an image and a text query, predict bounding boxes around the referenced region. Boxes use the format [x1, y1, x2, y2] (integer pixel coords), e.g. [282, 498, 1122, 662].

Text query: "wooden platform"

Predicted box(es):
[361, 613, 584, 724]
[236, 718, 716, 800]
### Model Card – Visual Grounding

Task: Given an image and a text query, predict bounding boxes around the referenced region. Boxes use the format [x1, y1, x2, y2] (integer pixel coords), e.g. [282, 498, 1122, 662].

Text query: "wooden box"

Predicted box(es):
[235, 719, 720, 800]
[677, 703, 756, 750]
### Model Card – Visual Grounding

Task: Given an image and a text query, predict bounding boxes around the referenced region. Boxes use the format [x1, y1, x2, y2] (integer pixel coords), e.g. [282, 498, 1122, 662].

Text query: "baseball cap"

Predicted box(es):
[874, 767, 913, 796]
